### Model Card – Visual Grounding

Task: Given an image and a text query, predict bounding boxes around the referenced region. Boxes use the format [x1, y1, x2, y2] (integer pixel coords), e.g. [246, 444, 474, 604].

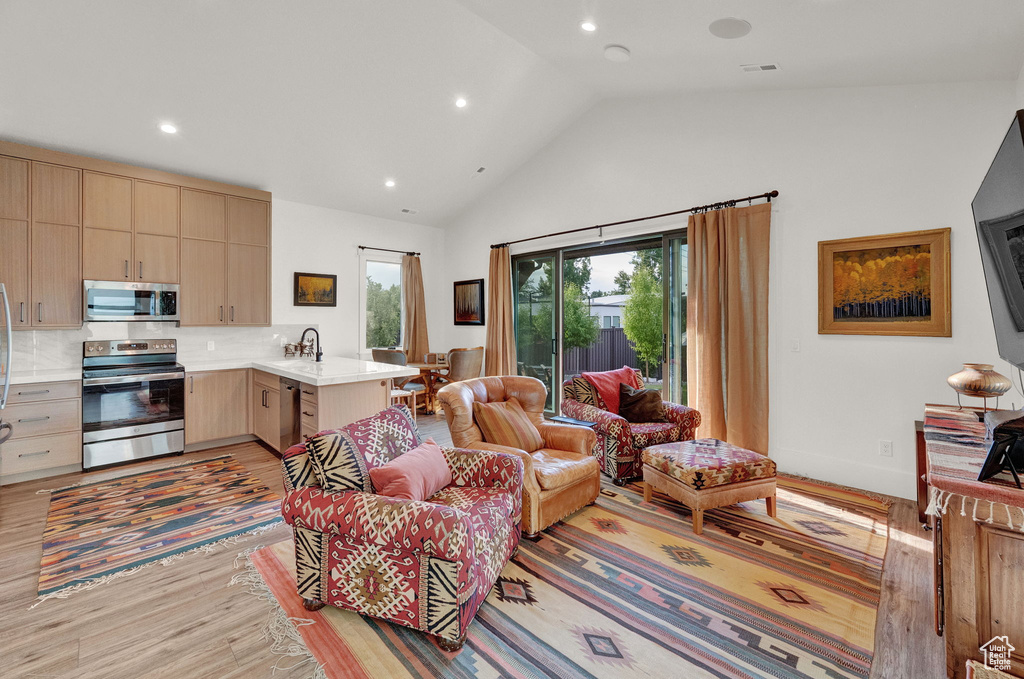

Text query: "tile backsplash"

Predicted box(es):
[12, 323, 317, 371]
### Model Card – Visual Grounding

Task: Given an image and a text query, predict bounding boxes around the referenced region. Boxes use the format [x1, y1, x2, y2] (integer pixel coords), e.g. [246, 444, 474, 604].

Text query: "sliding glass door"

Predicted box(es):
[663, 233, 688, 404]
[513, 253, 558, 410]
[512, 230, 687, 414]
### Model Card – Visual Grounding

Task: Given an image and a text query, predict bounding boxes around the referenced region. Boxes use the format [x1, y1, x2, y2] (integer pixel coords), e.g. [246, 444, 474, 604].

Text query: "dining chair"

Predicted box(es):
[436, 347, 484, 385]
[371, 348, 426, 413]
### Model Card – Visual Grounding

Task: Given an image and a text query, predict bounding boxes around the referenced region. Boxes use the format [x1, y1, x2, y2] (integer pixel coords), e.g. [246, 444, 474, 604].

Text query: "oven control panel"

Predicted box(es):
[84, 339, 177, 356]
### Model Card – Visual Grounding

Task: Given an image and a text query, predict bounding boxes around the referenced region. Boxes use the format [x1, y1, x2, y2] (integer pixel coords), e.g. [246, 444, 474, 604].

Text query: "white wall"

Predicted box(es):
[271, 199, 446, 359]
[439, 81, 1019, 499]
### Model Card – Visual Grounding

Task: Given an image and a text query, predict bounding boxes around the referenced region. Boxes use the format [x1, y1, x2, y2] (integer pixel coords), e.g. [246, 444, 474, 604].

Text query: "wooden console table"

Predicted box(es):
[924, 404, 1024, 678]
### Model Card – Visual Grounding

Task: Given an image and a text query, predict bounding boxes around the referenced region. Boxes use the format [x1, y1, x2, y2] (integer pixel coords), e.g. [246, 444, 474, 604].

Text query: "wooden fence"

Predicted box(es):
[563, 328, 663, 381]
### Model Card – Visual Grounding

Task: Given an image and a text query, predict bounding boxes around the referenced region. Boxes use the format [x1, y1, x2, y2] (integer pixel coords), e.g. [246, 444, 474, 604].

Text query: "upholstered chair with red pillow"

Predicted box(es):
[279, 404, 524, 651]
[436, 376, 600, 538]
[561, 368, 701, 484]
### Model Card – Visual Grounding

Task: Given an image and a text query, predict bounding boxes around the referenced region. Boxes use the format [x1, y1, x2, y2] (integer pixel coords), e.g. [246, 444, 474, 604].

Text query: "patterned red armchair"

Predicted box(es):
[280, 405, 524, 651]
[561, 370, 701, 484]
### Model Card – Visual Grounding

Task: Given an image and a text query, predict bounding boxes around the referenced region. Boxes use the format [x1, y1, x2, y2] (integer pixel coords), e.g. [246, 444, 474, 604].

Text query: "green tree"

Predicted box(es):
[562, 283, 600, 351]
[613, 270, 631, 294]
[622, 264, 663, 379]
[631, 248, 663, 280]
[366, 276, 401, 348]
[563, 257, 592, 296]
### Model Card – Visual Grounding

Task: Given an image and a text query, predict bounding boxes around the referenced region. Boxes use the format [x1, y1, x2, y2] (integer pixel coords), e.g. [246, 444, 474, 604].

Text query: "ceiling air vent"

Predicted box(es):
[476, 167, 486, 174]
[401, 208, 418, 215]
[741, 63, 780, 72]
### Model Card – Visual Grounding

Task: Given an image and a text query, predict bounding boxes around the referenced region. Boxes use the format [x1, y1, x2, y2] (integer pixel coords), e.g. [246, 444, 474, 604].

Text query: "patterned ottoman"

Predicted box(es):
[641, 438, 777, 535]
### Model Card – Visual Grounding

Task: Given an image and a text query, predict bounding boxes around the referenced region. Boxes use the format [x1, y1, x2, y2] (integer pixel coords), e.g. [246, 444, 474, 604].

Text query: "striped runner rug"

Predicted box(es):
[240, 476, 890, 678]
[37, 455, 282, 601]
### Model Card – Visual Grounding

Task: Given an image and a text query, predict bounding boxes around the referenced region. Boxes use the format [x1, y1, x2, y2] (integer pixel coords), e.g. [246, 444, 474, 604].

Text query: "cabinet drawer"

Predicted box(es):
[300, 403, 318, 433]
[1, 432, 81, 475]
[299, 383, 317, 404]
[7, 381, 81, 404]
[301, 423, 317, 441]
[5, 399, 81, 439]
[252, 370, 279, 391]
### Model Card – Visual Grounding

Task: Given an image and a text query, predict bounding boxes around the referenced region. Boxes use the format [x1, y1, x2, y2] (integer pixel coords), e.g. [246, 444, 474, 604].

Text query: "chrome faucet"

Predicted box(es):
[300, 327, 323, 362]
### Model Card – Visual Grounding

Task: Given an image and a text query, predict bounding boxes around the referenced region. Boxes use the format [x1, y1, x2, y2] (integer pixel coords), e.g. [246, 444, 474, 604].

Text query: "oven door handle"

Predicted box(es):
[83, 372, 185, 386]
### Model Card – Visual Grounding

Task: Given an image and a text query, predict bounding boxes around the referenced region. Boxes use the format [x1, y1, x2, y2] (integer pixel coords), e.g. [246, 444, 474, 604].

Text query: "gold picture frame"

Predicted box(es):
[818, 228, 951, 337]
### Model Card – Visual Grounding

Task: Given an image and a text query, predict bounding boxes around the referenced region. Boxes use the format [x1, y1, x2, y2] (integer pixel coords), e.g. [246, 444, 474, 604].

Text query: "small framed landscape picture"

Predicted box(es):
[294, 272, 337, 307]
[454, 278, 485, 326]
[818, 228, 951, 337]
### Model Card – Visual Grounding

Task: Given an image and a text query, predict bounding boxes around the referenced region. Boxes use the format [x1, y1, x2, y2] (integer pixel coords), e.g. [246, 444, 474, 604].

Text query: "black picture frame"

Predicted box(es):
[453, 278, 485, 325]
[293, 272, 338, 307]
[981, 210, 1024, 332]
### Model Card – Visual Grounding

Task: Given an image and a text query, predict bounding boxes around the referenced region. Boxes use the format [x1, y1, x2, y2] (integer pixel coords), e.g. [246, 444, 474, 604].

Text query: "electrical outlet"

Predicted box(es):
[790, 339, 801, 352]
[207, 340, 215, 351]
[879, 440, 893, 457]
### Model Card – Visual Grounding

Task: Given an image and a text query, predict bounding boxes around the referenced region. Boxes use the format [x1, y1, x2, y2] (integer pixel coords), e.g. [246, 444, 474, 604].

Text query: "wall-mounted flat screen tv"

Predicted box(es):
[973, 110, 1024, 371]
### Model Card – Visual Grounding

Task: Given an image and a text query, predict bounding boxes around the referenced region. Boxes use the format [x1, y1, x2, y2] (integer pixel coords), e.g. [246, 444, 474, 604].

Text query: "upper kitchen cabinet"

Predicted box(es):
[0, 156, 30, 328]
[83, 173, 178, 283]
[181, 189, 226, 241]
[181, 192, 270, 326]
[0, 140, 271, 330]
[31, 162, 82, 328]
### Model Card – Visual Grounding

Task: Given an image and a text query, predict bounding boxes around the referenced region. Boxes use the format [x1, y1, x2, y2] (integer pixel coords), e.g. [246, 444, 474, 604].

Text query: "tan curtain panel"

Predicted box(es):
[402, 255, 430, 362]
[686, 202, 771, 454]
[485, 246, 517, 376]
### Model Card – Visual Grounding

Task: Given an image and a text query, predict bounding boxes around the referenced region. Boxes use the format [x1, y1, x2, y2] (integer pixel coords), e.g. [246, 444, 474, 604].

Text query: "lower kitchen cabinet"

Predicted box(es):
[252, 370, 280, 451]
[184, 370, 249, 445]
[0, 380, 82, 484]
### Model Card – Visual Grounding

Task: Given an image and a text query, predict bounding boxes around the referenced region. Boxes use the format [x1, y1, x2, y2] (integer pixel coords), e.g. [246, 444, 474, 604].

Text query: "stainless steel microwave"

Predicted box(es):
[83, 281, 180, 322]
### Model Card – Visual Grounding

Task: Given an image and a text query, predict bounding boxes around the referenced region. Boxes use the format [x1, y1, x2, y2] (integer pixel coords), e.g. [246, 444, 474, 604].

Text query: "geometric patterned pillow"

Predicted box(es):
[571, 375, 602, 408]
[305, 404, 423, 493]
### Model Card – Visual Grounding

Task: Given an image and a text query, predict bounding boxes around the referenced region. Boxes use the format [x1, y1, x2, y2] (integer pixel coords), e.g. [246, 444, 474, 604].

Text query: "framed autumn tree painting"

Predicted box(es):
[818, 228, 951, 336]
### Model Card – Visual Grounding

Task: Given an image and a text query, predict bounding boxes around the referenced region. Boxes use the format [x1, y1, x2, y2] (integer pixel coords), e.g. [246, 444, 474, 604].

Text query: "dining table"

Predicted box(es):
[407, 360, 449, 414]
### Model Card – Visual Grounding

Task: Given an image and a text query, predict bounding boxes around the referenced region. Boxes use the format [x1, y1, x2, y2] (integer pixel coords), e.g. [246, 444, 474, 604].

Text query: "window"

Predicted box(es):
[360, 255, 403, 352]
[612, 315, 621, 328]
[603, 315, 612, 328]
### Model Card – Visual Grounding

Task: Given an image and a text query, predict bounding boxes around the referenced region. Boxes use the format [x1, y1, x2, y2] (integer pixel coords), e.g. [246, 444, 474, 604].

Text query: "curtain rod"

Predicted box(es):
[490, 190, 778, 249]
[358, 245, 421, 256]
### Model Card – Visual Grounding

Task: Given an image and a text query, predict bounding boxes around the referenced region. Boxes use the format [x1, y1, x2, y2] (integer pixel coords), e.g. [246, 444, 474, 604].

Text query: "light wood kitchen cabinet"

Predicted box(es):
[181, 189, 226, 240]
[83, 173, 178, 284]
[83, 172, 132, 231]
[0, 156, 30, 328]
[30, 162, 81, 328]
[227, 243, 269, 325]
[180, 239, 227, 325]
[185, 370, 249, 445]
[181, 193, 270, 327]
[0, 380, 82, 484]
[252, 371, 281, 451]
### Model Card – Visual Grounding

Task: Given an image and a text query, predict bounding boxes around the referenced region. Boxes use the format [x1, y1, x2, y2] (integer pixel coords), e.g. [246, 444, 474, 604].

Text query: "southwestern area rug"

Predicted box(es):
[36, 455, 281, 603]
[238, 476, 891, 679]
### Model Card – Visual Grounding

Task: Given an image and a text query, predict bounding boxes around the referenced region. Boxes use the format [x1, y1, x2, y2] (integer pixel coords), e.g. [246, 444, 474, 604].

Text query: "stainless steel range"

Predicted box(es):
[82, 339, 185, 470]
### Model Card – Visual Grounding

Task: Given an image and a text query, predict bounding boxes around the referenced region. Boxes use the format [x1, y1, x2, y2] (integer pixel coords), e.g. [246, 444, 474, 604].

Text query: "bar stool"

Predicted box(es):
[390, 388, 418, 422]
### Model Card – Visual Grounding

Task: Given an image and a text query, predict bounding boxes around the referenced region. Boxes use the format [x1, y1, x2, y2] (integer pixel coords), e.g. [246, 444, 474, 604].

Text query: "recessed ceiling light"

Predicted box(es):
[580, 21, 596, 32]
[604, 44, 631, 63]
[159, 123, 177, 134]
[455, 97, 467, 108]
[709, 17, 752, 39]
[384, 179, 396, 188]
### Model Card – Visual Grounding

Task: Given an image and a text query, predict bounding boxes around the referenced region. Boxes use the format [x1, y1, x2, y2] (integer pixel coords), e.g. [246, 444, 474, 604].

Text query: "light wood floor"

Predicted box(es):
[0, 414, 943, 679]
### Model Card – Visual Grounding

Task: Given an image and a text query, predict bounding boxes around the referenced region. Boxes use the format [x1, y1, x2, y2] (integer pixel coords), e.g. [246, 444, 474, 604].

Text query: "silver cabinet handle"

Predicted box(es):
[139, 261, 143, 280]
[220, 306, 224, 322]
[17, 389, 49, 396]
[230, 306, 235, 322]
[37, 302, 42, 323]
[19, 450, 50, 458]
[125, 259, 129, 279]
[20, 301, 24, 323]
[302, 410, 314, 417]
[189, 375, 194, 394]
[17, 416, 50, 423]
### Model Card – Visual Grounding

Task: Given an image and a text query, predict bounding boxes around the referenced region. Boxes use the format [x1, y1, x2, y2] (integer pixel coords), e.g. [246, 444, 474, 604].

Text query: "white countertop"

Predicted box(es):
[6, 368, 83, 385]
[184, 356, 419, 387]
[6, 357, 418, 388]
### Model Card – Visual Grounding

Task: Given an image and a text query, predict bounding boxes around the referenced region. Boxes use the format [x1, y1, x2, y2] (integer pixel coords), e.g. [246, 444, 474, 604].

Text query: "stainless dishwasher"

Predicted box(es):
[279, 377, 301, 451]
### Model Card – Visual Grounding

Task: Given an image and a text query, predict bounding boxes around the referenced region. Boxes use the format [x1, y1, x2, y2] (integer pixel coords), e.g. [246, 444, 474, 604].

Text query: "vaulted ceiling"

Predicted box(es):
[1, 1, 1023, 227]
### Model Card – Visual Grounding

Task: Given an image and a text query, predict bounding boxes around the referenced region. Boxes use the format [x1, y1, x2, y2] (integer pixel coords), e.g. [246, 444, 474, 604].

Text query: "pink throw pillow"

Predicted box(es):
[368, 438, 453, 502]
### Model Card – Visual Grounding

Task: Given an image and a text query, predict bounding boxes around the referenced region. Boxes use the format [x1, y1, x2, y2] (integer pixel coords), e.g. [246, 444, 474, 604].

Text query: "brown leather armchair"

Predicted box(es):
[437, 376, 600, 537]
